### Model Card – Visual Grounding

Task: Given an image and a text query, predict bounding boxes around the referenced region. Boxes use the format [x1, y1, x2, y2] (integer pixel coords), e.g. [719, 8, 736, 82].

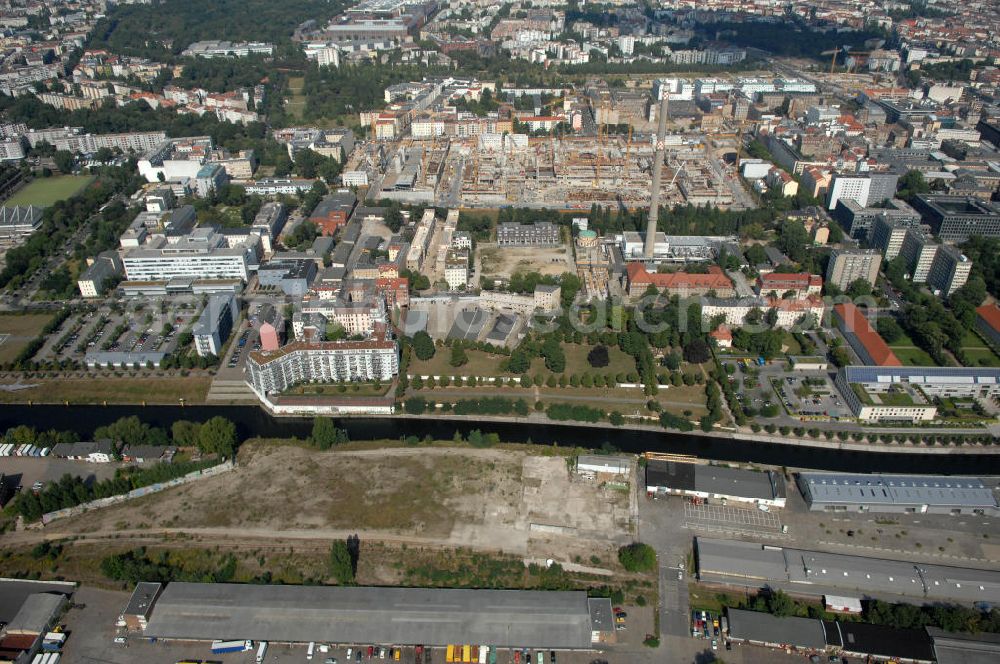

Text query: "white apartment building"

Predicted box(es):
[342, 171, 369, 187]
[246, 339, 399, 395]
[244, 178, 316, 196]
[700, 296, 826, 329]
[23, 129, 167, 155]
[480, 285, 562, 316]
[826, 175, 871, 211]
[0, 138, 26, 161]
[300, 298, 387, 336]
[826, 248, 882, 290]
[444, 250, 468, 290]
[122, 229, 256, 282]
[899, 229, 939, 282]
[926, 245, 972, 296]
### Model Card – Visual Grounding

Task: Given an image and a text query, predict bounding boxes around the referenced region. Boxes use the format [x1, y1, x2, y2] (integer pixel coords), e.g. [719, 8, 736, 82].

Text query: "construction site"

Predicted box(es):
[357, 131, 738, 210]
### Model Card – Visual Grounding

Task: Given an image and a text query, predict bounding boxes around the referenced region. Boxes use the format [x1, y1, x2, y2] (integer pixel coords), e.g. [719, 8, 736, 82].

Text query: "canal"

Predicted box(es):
[1, 404, 998, 474]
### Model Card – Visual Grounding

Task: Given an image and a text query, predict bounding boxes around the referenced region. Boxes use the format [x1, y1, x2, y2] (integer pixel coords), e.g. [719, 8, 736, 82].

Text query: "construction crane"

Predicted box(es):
[733, 118, 749, 170]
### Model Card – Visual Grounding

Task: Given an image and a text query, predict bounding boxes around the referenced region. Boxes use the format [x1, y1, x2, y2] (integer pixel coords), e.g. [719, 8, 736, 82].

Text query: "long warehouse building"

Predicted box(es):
[141, 583, 613, 649]
[797, 473, 999, 515]
[696, 537, 1000, 605]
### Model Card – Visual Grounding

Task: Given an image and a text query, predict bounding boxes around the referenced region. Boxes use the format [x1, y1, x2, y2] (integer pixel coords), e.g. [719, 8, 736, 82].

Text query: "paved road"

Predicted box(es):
[660, 564, 690, 638]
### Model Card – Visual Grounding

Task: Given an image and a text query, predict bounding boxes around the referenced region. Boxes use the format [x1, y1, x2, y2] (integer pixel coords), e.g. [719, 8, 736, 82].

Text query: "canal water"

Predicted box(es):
[1, 404, 998, 474]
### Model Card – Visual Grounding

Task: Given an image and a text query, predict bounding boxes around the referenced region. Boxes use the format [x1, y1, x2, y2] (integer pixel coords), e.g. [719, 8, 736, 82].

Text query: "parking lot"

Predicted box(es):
[0, 455, 122, 492]
[683, 503, 783, 536]
[34, 299, 204, 367]
[770, 374, 850, 420]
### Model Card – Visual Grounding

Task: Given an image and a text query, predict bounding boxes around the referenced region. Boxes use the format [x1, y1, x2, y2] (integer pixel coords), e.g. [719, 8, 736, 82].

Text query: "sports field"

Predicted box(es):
[0, 314, 54, 363]
[4, 176, 94, 207]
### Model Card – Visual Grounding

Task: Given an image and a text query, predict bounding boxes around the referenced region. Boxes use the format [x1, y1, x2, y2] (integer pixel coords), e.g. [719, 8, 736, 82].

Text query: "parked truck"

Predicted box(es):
[210, 640, 252, 654]
[256, 641, 268, 663]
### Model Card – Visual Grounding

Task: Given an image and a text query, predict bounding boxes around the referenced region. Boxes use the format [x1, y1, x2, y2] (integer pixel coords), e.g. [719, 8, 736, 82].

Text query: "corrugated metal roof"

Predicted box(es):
[727, 609, 827, 649]
[143, 583, 596, 648]
[799, 472, 998, 509]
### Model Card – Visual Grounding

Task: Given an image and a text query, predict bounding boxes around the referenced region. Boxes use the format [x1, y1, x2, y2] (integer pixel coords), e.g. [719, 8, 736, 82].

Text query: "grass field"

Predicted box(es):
[530, 343, 637, 377]
[890, 346, 938, 366]
[959, 330, 1000, 367]
[888, 333, 938, 366]
[0, 375, 211, 404]
[410, 347, 507, 377]
[410, 342, 639, 379]
[4, 176, 94, 207]
[0, 314, 54, 363]
[285, 76, 306, 120]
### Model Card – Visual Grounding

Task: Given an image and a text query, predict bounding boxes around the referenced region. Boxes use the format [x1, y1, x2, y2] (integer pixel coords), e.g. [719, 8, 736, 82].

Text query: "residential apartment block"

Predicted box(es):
[826, 248, 881, 290]
[497, 221, 561, 246]
[192, 292, 240, 358]
[246, 338, 400, 395]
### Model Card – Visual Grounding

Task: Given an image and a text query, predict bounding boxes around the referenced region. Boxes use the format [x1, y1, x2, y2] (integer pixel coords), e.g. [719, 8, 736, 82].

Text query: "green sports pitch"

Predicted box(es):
[4, 175, 94, 207]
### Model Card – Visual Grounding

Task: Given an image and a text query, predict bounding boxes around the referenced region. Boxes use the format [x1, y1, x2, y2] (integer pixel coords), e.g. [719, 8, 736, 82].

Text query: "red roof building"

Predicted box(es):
[709, 325, 732, 348]
[976, 304, 1000, 348]
[376, 277, 410, 309]
[833, 303, 901, 367]
[625, 263, 735, 297]
[758, 272, 823, 299]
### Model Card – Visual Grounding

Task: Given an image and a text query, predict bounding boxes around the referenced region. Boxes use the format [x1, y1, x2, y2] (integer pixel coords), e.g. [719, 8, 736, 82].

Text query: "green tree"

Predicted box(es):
[310, 417, 339, 450]
[53, 150, 75, 173]
[618, 542, 657, 572]
[541, 337, 566, 372]
[846, 279, 873, 298]
[329, 540, 355, 585]
[587, 344, 610, 368]
[171, 420, 201, 447]
[449, 345, 469, 367]
[897, 170, 931, 201]
[412, 331, 435, 360]
[196, 416, 237, 456]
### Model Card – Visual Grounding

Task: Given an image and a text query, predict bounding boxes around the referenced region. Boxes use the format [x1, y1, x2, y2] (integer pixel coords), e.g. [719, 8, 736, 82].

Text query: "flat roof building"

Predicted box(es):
[826, 621, 935, 663]
[142, 583, 606, 649]
[192, 292, 240, 358]
[726, 608, 828, 650]
[497, 221, 560, 247]
[120, 582, 163, 631]
[695, 537, 1000, 605]
[796, 472, 999, 515]
[646, 460, 786, 507]
[929, 627, 1000, 664]
[912, 195, 1000, 243]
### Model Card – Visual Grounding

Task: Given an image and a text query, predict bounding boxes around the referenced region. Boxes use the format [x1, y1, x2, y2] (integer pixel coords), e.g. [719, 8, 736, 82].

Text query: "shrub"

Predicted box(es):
[618, 542, 656, 572]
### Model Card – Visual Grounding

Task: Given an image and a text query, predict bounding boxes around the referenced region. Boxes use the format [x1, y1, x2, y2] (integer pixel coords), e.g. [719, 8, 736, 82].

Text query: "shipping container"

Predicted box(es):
[210, 640, 252, 654]
[446, 645, 455, 662]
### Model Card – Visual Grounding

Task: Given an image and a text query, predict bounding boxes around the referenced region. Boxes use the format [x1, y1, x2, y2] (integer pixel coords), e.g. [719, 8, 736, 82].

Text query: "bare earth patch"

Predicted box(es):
[44, 442, 633, 561]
